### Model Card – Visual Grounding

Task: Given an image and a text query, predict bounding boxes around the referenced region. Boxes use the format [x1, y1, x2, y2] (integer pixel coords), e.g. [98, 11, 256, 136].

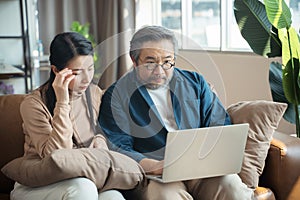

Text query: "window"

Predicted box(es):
[136, 0, 300, 51]
[291, 0, 300, 31]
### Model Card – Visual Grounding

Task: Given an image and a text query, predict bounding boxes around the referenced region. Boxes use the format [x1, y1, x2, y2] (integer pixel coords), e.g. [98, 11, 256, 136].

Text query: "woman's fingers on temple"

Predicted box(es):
[62, 75, 75, 88]
[64, 74, 75, 84]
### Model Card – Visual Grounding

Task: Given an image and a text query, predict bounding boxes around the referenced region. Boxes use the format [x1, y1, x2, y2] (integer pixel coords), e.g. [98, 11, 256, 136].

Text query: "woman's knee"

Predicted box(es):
[98, 190, 125, 200]
[11, 178, 99, 200]
[64, 177, 98, 199]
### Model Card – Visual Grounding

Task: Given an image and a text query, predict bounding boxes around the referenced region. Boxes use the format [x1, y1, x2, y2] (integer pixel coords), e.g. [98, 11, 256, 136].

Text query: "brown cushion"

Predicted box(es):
[1, 148, 146, 191]
[227, 100, 287, 189]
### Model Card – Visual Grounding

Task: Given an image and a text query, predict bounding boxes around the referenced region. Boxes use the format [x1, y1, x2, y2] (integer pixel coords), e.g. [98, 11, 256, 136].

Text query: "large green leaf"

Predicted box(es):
[264, 0, 292, 29]
[279, 27, 300, 105]
[282, 57, 300, 105]
[269, 61, 299, 123]
[234, 0, 282, 57]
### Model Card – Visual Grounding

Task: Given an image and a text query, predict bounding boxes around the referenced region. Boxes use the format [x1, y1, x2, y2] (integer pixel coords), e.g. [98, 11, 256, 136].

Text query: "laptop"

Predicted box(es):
[146, 123, 249, 183]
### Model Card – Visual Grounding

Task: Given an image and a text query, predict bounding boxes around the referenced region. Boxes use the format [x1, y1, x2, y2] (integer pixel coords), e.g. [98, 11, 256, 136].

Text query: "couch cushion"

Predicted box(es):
[2, 148, 146, 191]
[227, 100, 287, 189]
[0, 94, 26, 194]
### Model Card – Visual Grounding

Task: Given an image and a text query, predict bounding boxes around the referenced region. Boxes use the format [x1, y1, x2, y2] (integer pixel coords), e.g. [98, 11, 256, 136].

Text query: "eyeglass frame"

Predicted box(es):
[138, 59, 175, 71]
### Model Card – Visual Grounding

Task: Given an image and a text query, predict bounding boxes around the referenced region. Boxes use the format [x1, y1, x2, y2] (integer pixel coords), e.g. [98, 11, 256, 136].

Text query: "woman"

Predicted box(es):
[10, 32, 125, 200]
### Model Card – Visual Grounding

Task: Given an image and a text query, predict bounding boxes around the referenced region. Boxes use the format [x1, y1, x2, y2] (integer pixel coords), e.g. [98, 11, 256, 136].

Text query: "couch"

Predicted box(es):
[1, 94, 300, 200]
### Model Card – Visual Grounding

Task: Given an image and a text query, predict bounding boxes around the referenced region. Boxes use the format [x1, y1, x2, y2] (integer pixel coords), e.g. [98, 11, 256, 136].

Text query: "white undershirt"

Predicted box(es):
[147, 86, 178, 131]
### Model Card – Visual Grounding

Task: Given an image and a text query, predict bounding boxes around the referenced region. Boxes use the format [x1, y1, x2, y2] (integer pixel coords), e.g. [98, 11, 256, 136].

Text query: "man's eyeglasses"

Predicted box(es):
[142, 61, 175, 71]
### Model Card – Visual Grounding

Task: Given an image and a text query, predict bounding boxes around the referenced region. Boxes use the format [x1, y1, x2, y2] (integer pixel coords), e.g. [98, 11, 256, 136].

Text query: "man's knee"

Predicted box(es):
[189, 175, 254, 200]
[218, 174, 244, 190]
[215, 174, 254, 199]
[146, 180, 192, 200]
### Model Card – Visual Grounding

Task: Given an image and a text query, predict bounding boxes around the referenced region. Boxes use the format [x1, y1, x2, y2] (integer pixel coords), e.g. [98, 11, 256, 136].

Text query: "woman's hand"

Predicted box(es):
[89, 135, 109, 150]
[139, 158, 164, 175]
[52, 66, 75, 103]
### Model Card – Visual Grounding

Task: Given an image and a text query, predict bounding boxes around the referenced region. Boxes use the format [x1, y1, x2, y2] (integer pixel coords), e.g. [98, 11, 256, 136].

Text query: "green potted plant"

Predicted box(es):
[71, 21, 95, 46]
[234, 0, 300, 137]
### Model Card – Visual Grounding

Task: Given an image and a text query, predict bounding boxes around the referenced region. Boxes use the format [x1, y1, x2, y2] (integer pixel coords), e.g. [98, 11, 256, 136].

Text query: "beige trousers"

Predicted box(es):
[129, 174, 254, 200]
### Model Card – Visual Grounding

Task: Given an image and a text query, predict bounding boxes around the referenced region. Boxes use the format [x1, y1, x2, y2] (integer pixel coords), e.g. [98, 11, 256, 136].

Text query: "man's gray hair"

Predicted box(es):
[129, 25, 178, 63]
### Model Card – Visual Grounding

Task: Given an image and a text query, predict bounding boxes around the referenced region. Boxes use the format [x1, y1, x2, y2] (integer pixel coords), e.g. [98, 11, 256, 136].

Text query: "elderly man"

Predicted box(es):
[99, 25, 254, 200]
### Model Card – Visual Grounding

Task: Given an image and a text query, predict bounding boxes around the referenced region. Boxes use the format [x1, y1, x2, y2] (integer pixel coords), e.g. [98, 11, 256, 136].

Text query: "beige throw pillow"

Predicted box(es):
[227, 100, 287, 189]
[1, 148, 145, 191]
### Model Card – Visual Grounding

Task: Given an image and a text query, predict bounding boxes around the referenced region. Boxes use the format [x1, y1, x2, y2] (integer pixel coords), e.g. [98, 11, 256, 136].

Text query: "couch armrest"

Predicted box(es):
[259, 131, 300, 200]
[0, 94, 26, 194]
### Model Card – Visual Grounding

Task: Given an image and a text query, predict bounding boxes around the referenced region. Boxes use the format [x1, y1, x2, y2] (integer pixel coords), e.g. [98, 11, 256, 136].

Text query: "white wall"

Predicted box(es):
[177, 50, 295, 134]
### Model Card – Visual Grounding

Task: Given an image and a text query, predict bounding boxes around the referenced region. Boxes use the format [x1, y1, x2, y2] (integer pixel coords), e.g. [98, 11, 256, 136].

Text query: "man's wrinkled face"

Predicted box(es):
[133, 39, 175, 89]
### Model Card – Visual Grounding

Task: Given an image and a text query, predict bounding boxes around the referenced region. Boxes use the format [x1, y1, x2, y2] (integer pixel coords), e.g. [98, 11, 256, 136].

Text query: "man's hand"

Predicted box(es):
[139, 158, 164, 175]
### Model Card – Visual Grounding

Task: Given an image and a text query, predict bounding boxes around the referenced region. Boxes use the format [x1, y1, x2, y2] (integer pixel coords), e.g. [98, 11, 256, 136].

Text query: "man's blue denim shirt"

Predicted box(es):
[99, 68, 231, 162]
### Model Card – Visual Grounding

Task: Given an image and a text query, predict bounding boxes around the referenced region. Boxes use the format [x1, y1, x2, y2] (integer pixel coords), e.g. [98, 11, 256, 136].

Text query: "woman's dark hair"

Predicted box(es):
[40, 32, 93, 115]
